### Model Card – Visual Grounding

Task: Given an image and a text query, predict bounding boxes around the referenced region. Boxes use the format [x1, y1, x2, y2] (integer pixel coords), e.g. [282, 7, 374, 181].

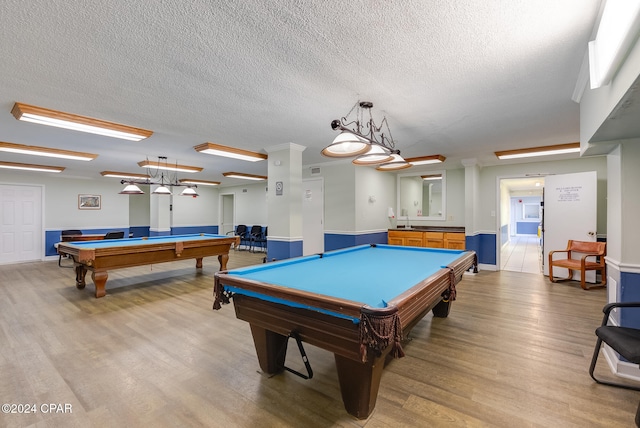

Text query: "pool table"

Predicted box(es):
[58, 233, 239, 298]
[213, 244, 477, 419]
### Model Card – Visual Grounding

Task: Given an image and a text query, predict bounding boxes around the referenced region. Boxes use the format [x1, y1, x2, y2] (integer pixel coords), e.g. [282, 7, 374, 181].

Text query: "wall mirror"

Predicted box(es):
[397, 170, 446, 221]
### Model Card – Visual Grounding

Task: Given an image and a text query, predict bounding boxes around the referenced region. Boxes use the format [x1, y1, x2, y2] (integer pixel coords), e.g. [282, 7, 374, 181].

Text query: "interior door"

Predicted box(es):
[0, 184, 43, 264]
[220, 193, 235, 236]
[543, 171, 598, 280]
[302, 178, 324, 256]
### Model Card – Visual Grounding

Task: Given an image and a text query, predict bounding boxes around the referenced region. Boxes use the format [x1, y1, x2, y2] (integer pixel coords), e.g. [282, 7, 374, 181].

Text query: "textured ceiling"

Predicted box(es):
[0, 0, 604, 186]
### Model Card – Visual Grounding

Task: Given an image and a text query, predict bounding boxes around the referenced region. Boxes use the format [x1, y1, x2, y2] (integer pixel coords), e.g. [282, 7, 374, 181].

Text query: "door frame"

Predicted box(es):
[218, 192, 235, 236]
[0, 182, 45, 263]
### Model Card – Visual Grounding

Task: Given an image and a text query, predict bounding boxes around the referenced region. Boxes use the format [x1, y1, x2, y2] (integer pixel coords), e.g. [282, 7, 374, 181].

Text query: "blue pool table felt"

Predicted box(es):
[226, 244, 467, 309]
[65, 233, 229, 248]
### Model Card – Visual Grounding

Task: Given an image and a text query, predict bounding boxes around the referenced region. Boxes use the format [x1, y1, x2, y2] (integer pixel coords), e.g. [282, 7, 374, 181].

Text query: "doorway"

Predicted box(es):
[498, 177, 544, 273]
[220, 193, 235, 236]
[0, 184, 43, 264]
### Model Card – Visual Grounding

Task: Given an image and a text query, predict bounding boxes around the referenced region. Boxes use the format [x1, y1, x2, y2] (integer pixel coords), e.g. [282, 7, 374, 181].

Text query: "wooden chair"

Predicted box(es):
[548, 240, 606, 290]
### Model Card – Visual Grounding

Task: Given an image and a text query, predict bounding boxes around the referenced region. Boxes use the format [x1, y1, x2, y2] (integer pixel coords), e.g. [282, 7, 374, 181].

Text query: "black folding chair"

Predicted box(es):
[589, 302, 640, 426]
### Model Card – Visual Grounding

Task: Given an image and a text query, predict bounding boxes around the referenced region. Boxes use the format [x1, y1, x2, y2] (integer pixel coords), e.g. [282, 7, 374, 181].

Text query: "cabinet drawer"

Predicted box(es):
[444, 232, 465, 241]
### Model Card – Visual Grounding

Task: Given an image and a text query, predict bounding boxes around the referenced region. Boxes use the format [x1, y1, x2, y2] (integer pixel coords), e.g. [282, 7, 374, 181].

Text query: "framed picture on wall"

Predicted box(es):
[78, 194, 101, 210]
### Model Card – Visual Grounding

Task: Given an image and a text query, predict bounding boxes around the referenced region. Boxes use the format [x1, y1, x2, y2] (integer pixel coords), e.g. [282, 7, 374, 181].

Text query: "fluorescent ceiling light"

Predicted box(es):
[495, 143, 580, 160]
[222, 172, 267, 181]
[138, 160, 203, 173]
[179, 179, 220, 186]
[0, 141, 98, 161]
[194, 143, 267, 162]
[101, 171, 151, 180]
[588, 1, 640, 89]
[405, 155, 446, 166]
[422, 174, 443, 180]
[0, 161, 65, 173]
[11, 102, 153, 141]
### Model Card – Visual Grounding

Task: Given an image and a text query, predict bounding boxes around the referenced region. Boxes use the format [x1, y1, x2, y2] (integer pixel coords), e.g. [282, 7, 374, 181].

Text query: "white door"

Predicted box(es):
[0, 184, 43, 264]
[302, 178, 324, 256]
[220, 193, 235, 236]
[543, 171, 598, 280]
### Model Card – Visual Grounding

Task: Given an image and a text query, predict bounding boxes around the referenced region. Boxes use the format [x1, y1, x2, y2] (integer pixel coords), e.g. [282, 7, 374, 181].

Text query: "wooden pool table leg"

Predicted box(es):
[432, 298, 452, 318]
[195, 257, 204, 269]
[334, 351, 389, 419]
[218, 254, 229, 271]
[91, 271, 108, 298]
[249, 324, 287, 374]
[75, 265, 87, 289]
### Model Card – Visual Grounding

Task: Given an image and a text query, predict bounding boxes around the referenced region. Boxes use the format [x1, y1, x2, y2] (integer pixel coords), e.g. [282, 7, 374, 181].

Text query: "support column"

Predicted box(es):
[149, 187, 171, 236]
[265, 143, 306, 260]
[461, 158, 492, 266]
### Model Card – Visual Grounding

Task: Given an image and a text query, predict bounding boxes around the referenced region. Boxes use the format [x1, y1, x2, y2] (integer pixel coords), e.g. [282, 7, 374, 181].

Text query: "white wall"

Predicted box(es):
[172, 185, 220, 227]
[0, 169, 129, 229]
[355, 166, 396, 232]
[479, 156, 608, 235]
[218, 182, 268, 226]
[303, 162, 356, 231]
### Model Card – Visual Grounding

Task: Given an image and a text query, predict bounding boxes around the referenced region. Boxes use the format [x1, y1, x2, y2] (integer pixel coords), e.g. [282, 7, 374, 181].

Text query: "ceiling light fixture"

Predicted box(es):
[588, 1, 640, 89]
[323, 101, 410, 171]
[194, 143, 267, 162]
[179, 179, 221, 186]
[222, 172, 267, 181]
[406, 155, 446, 166]
[0, 161, 65, 173]
[0, 141, 98, 161]
[137, 160, 203, 173]
[494, 142, 580, 160]
[375, 150, 412, 171]
[101, 171, 151, 180]
[115, 156, 202, 196]
[11, 102, 153, 141]
[422, 174, 443, 180]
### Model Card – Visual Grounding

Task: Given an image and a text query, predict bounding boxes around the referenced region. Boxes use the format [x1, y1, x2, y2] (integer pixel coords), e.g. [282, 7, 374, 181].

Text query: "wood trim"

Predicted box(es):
[11, 102, 153, 139]
[0, 161, 65, 172]
[194, 142, 268, 160]
[0, 141, 98, 160]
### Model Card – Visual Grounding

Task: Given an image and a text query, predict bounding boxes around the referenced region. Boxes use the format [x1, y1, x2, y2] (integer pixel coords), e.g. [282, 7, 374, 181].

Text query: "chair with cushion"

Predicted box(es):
[104, 231, 125, 239]
[589, 302, 640, 426]
[548, 240, 606, 289]
[250, 226, 267, 253]
[227, 225, 248, 250]
[56, 229, 83, 267]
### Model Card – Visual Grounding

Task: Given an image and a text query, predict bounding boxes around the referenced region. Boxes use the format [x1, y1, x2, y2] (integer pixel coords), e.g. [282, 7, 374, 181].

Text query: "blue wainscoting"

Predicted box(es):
[267, 240, 303, 261]
[324, 232, 388, 252]
[465, 233, 496, 266]
[620, 271, 640, 329]
[129, 226, 150, 237]
[516, 222, 539, 235]
[45, 228, 132, 257]
[171, 225, 219, 235]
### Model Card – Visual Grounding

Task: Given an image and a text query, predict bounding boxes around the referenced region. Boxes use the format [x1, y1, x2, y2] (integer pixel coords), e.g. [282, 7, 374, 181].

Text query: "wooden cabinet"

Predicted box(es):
[388, 230, 466, 249]
[424, 232, 444, 248]
[444, 232, 466, 249]
[388, 230, 423, 247]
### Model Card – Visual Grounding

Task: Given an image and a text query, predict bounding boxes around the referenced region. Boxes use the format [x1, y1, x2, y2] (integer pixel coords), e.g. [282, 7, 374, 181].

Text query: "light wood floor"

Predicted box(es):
[1, 250, 638, 427]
